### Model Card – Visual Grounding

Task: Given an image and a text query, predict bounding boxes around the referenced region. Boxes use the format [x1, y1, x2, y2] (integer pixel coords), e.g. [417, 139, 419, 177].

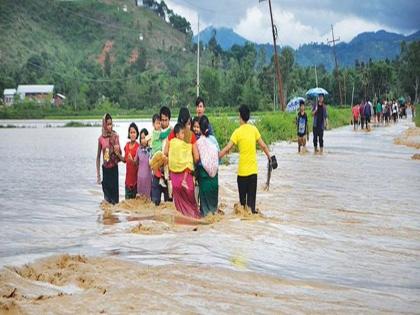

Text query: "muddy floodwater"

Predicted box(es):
[0, 117, 419, 314]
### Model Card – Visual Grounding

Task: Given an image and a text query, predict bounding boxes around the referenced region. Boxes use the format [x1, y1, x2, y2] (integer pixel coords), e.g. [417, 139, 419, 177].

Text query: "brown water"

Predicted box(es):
[0, 117, 419, 313]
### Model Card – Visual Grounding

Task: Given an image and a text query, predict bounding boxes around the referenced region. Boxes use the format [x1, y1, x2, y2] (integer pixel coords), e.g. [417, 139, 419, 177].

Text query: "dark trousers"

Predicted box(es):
[102, 165, 119, 205]
[313, 127, 324, 148]
[151, 175, 170, 206]
[392, 113, 397, 122]
[237, 174, 257, 213]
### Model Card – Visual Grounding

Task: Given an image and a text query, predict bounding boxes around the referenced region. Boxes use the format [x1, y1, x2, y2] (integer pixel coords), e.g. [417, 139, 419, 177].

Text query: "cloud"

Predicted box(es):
[234, 6, 323, 48]
[161, 0, 420, 46]
[234, 5, 409, 48]
[325, 17, 400, 43]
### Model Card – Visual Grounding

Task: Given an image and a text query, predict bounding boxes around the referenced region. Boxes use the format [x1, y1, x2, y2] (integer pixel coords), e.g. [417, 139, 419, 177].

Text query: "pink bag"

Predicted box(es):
[196, 136, 219, 178]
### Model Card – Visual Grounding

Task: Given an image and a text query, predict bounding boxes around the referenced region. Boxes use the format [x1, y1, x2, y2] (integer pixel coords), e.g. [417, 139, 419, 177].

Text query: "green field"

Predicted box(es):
[211, 107, 351, 148]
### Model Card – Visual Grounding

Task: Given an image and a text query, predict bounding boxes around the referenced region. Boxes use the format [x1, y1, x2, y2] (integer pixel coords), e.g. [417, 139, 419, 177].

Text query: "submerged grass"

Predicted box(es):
[63, 121, 99, 127]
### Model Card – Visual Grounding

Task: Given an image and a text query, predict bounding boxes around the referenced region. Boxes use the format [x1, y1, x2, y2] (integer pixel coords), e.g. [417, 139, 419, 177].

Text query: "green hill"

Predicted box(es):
[0, 1, 418, 113]
[0, 0, 188, 65]
[0, 0, 196, 108]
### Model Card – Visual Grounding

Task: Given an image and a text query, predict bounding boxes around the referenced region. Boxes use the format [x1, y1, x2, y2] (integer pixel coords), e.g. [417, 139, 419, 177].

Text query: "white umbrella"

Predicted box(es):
[286, 97, 305, 112]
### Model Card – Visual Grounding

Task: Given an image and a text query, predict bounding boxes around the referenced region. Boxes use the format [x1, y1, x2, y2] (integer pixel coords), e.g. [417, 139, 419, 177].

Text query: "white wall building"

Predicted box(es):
[16, 85, 54, 102]
[3, 89, 16, 106]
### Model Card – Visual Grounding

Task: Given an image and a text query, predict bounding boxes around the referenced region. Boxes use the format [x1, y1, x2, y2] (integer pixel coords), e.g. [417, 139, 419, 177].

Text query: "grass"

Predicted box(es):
[211, 107, 352, 149]
[415, 104, 420, 127]
[0, 124, 18, 128]
[0, 104, 352, 146]
[63, 121, 99, 127]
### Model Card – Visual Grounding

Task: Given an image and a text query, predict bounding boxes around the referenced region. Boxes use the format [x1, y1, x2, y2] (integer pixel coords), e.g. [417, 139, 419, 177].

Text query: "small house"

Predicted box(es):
[3, 88, 16, 106]
[16, 85, 54, 103]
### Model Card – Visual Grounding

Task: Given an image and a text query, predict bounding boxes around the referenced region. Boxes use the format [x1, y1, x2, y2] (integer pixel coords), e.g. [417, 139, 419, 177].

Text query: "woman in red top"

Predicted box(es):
[96, 113, 123, 205]
[123, 122, 140, 199]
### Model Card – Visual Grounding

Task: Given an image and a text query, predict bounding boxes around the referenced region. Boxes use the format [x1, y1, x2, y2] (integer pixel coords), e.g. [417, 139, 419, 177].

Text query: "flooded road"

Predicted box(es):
[0, 118, 419, 313]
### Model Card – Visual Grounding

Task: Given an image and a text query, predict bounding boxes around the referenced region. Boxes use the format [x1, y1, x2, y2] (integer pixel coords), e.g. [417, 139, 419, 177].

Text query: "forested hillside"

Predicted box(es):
[0, 0, 419, 114]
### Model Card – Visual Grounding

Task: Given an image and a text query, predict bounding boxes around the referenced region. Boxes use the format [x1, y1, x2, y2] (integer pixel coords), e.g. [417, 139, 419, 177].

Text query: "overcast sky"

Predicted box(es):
[164, 0, 420, 48]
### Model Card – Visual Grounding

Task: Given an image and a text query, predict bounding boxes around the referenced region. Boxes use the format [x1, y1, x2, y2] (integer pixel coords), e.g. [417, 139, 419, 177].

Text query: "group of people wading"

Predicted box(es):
[96, 97, 277, 219]
[351, 98, 416, 131]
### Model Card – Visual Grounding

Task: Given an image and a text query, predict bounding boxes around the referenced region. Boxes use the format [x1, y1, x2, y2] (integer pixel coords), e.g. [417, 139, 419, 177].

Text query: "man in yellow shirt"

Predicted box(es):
[219, 105, 272, 213]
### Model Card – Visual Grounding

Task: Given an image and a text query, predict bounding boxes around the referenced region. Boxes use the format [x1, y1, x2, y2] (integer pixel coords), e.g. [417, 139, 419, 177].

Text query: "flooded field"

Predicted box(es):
[0, 118, 419, 313]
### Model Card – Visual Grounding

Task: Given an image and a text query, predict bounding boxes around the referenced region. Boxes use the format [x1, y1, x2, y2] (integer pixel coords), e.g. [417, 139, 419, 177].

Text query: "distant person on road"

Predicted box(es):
[359, 101, 366, 129]
[352, 103, 360, 131]
[364, 98, 372, 130]
[392, 99, 398, 123]
[312, 94, 328, 153]
[376, 100, 382, 125]
[296, 100, 309, 152]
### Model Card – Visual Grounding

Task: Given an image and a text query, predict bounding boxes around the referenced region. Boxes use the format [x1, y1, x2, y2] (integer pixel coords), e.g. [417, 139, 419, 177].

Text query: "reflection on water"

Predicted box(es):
[0, 118, 419, 312]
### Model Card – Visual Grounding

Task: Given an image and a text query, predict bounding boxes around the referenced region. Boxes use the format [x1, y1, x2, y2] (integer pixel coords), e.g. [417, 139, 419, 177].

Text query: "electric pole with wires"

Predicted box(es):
[327, 24, 343, 105]
[259, 0, 285, 111]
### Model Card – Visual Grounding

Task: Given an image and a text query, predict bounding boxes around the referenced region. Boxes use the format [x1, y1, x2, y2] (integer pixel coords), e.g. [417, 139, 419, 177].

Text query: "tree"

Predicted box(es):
[20, 54, 46, 83]
[207, 30, 222, 68]
[200, 67, 221, 106]
[169, 14, 192, 35]
[222, 58, 242, 106]
[369, 60, 393, 99]
[240, 77, 261, 111]
[279, 47, 294, 105]
[104, 52, 111, 77]
[156, 1, 167, 19]
[258, 64, 275, 105]
[132, 46, 147, 73]
[399, 41, 420, 103]
[256, 47, 267, 72]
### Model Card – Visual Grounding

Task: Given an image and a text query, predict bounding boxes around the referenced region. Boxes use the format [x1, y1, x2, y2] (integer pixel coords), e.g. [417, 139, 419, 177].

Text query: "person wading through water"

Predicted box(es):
[312, 94, 328, 153]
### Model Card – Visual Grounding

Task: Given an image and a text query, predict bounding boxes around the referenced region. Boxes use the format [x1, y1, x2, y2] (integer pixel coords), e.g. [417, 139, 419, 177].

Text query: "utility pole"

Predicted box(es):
[260, 0, 285, 111]
[314, 65, 318, 87]
[196, 15, 200, 97]
[327, 24, 343, 105]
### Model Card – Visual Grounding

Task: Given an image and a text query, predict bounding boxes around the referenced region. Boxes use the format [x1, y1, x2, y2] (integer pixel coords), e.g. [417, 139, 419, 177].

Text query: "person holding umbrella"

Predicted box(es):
[312, 94, 328, 153]
[296, 100, 309, 153]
